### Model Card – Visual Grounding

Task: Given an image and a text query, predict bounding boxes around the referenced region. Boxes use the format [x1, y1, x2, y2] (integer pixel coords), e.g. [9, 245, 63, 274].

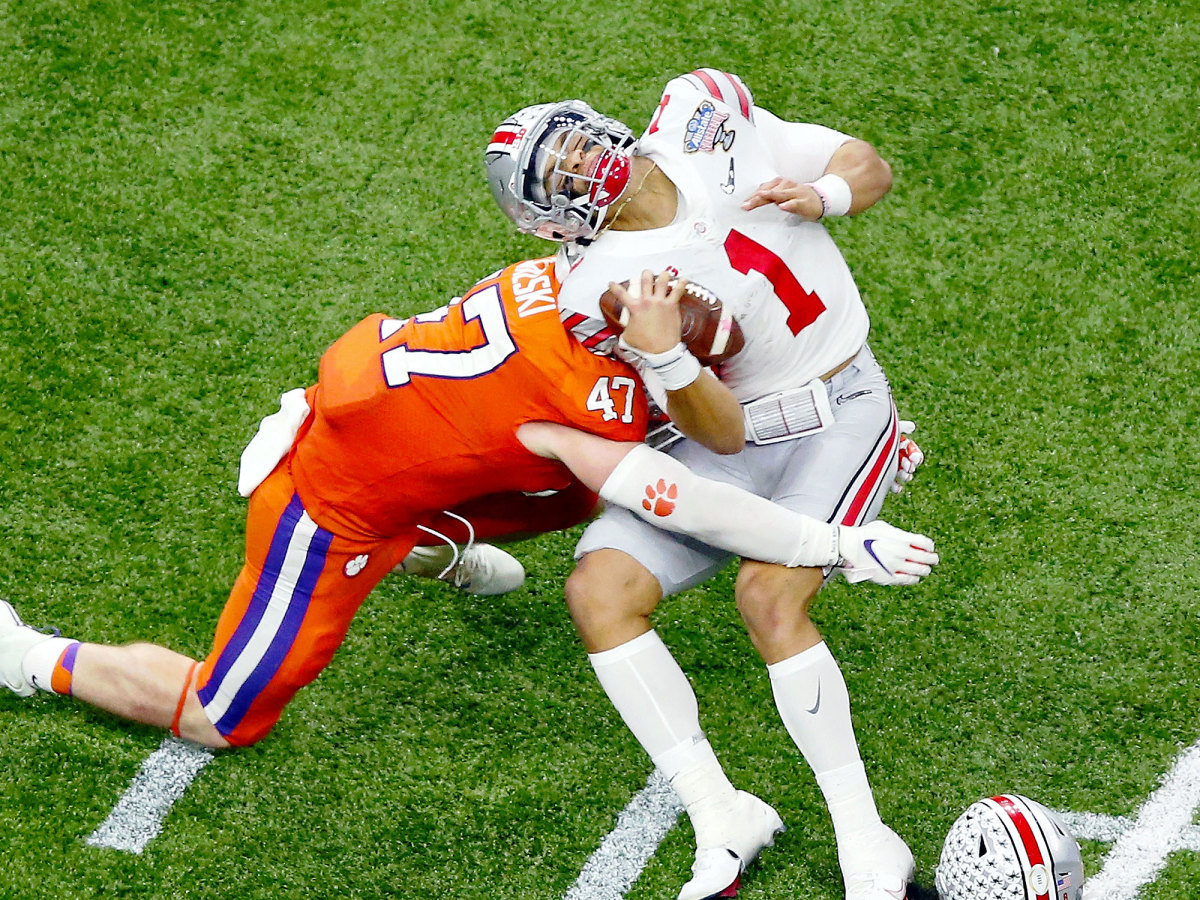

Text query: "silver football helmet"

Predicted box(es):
[936, 794, 1084, 900]
[484, 100, 637, 242]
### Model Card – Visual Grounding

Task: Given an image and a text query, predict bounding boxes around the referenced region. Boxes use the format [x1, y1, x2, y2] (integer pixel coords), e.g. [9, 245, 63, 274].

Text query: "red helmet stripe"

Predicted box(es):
[490, 129, 522, 146]
[993, 796, 1051, 900]
[487, 128, 526, 155]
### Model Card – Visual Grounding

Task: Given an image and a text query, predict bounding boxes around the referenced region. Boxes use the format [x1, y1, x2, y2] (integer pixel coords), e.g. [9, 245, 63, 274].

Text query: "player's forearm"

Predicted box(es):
[825, 139, 892, 214]
[664, 371, 744, 455]
[599, 444, 836, 567]
[517, 425, 935, 580]
[516, 424, 828, 565]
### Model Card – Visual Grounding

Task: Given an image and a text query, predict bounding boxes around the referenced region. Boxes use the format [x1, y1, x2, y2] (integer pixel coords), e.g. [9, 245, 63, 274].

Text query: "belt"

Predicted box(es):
[819, 351, 858, 383]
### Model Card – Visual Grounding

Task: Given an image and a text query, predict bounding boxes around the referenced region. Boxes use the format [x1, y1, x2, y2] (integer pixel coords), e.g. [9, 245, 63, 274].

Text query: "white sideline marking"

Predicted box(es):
[86, 736, 214, 854]
[563, 769, 683, 900]
[1059, 810, 1200, 852]
[1077, 738, 1200, 900]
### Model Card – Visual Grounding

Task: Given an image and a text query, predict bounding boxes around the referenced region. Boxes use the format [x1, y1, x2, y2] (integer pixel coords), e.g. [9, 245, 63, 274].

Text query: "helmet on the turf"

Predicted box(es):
[936, 794, 1084, 900]
[484, 100, 637, 242]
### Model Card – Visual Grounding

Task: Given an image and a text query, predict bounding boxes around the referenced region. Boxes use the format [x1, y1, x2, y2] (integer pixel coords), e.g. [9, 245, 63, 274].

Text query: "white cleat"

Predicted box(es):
[678, 848, 742, 900]
[677, 791, 785, 900]
[0, 600, 55, 698]
[440, 544, 526, 596]
[842, 825, 916, 900]
[397, 544, 526, 596]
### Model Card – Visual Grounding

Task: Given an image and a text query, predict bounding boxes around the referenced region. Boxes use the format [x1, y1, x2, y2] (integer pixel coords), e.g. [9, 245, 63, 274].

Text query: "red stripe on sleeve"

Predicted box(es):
[726, 74, 752, 118]
[561, 312, 588, 329]
[689, 69, 724, 101]
[582, 328, 616, 348]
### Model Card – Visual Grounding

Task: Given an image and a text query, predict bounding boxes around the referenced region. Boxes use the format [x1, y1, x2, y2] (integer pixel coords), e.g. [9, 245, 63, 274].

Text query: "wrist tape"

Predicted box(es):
[808, 173, 853, 218]
[618, 338, 702, 390]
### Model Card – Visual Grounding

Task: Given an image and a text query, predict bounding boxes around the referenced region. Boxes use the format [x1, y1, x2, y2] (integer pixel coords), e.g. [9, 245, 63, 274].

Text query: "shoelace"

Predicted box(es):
[416, 512, 477, 583]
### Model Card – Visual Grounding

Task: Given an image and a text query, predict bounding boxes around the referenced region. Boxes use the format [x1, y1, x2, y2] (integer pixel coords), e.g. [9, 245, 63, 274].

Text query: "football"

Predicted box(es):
[599, 277, 745, 367]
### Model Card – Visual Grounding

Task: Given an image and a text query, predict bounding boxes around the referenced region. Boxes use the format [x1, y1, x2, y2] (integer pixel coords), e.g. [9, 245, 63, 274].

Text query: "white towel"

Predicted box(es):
[237, 388, 311, 497]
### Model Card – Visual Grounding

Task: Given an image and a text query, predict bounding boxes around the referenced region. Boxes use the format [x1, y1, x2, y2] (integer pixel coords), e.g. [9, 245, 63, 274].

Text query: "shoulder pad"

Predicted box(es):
[673, 69, 755, 120]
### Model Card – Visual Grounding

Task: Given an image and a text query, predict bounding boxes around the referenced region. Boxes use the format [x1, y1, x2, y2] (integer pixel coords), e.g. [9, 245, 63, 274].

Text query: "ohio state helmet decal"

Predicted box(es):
[936, 794, 1084, 900]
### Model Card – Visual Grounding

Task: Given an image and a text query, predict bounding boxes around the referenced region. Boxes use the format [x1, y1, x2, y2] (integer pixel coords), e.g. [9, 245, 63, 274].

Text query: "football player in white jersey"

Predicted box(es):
[485, 70, 923, 900]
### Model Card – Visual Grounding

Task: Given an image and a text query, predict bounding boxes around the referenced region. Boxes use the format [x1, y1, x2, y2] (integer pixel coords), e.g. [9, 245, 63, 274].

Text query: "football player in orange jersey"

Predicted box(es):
[1, 262, 935, 753]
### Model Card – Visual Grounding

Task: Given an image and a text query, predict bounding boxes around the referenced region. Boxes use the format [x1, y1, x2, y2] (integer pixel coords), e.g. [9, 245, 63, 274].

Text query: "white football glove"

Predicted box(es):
[891, 419, 925, 494]
[837, 520, 939, 585]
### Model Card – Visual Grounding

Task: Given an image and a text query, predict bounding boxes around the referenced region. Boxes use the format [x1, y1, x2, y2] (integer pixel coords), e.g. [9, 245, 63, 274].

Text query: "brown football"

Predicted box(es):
[598, 278, 745, 367]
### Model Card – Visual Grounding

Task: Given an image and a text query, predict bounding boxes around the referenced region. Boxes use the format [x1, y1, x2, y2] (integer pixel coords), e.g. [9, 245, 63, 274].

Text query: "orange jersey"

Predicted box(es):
[290, 258, 649, 539]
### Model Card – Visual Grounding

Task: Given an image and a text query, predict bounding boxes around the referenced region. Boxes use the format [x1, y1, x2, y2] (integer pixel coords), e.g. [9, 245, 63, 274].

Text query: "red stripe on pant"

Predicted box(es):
[840, 415, 898, 526]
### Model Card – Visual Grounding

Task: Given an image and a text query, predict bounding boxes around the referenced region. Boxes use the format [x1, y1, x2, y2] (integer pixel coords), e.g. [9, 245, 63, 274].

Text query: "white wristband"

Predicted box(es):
[808, 173, 853, 218]
[618, 338, 702, 391]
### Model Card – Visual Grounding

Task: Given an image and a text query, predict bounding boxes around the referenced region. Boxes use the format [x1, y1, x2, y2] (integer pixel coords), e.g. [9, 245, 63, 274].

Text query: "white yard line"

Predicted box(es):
[563, 769, 683, 900]
[1079, 738, 1200, 900]
[86, 736, 214, 854]
[1059, 810, 1200, 851]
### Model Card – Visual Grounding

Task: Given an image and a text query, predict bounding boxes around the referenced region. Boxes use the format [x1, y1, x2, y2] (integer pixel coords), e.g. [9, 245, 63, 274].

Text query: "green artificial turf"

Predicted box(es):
[1, 1, 1197, 897]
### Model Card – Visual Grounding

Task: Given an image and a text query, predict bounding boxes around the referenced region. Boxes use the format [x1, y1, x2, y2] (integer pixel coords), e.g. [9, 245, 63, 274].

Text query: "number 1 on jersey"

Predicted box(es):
[723, 229, 826, 335]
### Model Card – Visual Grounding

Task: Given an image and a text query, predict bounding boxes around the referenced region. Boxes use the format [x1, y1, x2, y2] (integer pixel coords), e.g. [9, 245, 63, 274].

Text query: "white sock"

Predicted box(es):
[658, 737, 740, 849]
[768, 642, 883, 851]
[589, 630, 737, 848]
[817, 761, 886, 870]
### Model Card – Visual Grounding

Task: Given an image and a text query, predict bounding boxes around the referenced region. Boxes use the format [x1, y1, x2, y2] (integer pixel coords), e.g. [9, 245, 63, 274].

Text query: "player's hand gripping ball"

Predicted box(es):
[599, 278, 745, 367]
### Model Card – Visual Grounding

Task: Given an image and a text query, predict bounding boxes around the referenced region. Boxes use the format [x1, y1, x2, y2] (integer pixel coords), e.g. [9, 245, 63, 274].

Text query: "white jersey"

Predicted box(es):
[557, 69, 871, 405]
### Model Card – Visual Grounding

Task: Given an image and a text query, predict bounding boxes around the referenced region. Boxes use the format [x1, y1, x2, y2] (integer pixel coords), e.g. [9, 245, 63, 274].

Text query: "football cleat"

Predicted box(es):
[841, 825, 915, 900]
[844, 871, 909, 900]
[0, 600, 56, 698]
[398, 544, 526, 596]
[677, 791, 785, 900]
[678, 849, 742, 900]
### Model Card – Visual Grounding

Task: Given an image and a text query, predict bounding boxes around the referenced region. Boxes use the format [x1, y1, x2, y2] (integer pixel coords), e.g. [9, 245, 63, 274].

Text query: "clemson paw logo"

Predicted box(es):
[344, 553, 369, 577]
[642, 479, 678, 517]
